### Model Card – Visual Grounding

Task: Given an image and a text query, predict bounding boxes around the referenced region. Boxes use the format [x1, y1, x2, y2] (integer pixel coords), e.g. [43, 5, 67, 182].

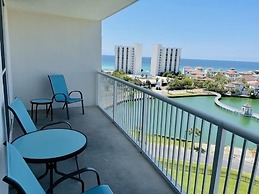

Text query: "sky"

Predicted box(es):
[102, 0, 259, 62]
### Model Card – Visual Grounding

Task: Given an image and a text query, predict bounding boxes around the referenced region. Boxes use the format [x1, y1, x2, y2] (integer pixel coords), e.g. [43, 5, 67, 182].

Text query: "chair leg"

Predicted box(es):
[81, 100, 84, 115]
[65, 103, 69, 119]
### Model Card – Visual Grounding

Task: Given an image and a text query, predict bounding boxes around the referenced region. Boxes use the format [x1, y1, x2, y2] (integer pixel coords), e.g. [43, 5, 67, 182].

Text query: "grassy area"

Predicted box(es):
[130, 131, 258, 193]
[145, 134, 192, 148]
[167, 92, 209, 98]
[160, 159, 259, 193]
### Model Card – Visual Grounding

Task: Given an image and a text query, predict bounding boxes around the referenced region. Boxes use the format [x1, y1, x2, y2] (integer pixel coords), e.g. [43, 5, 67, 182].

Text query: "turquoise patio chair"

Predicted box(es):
[3, 143, 113, 194]
[8, 98, 81, 176]
[48, 74, 84, 119]
[8, 98, 72, 134]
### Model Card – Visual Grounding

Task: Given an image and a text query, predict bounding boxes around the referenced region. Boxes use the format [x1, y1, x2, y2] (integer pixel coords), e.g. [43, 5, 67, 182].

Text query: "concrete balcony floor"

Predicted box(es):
[10, 106, 176, 194]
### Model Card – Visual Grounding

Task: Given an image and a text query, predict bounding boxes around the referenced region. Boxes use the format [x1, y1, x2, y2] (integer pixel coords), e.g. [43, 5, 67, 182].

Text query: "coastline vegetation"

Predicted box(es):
[166, 90, 213, 98]
[109, 70, 258, 98]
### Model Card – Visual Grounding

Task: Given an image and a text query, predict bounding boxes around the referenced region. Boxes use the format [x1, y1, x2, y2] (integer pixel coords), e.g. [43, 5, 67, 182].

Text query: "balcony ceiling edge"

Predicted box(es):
[6, 0, 138, 20]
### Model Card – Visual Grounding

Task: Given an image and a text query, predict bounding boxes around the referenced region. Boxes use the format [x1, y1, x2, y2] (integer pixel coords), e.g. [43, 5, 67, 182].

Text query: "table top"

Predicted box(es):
[30, 98, 52, 104]
[12, 129, 87, 163]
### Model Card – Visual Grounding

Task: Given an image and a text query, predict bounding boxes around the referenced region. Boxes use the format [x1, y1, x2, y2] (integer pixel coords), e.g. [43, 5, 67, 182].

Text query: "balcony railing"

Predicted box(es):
[97, 72, 259, 194]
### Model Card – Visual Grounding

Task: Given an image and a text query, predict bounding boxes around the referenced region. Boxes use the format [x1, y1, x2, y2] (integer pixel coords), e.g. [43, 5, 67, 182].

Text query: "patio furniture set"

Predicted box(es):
[30, 74, 84, 123]
[3, 75, 113, 194]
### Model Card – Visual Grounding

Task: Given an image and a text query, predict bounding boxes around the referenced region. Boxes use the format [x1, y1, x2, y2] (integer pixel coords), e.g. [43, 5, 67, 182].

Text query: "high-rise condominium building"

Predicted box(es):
[114, 44, 142, 74]
[150, 44, 181, 76]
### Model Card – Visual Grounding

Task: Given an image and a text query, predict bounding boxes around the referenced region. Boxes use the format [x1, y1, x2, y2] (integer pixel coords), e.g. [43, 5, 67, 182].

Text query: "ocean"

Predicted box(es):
[102, 55, 259, 73]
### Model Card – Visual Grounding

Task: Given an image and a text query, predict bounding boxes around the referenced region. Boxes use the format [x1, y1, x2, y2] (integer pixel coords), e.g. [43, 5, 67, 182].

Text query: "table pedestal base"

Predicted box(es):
[38, 162, 83, 194]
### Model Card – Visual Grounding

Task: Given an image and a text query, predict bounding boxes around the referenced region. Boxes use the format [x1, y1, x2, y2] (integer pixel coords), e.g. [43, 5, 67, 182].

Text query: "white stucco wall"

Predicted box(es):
[7, 9, 102, 109]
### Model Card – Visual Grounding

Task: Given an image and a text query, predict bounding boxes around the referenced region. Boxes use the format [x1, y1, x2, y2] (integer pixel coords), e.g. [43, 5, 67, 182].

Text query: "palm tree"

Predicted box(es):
[188, 128, 201, 137]
[187, 128, 205, 153]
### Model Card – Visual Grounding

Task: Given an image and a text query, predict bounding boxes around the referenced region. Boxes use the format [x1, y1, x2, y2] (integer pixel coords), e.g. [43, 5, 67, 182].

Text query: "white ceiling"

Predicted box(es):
[6, 0, 138, 21]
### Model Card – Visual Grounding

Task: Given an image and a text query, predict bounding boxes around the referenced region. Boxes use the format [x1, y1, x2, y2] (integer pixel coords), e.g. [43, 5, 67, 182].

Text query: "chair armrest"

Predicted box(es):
[40, 121, 72, 129]
[52, 93, 68, 102]
[46, 167, 101, 194]
[69, 90, 83, 99]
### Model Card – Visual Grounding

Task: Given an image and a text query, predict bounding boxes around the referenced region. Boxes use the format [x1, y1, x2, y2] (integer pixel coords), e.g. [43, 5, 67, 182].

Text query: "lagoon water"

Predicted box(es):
[171, 96, 259, 148]
[172, 96, 259, 132]
[114, 96, 258, 148]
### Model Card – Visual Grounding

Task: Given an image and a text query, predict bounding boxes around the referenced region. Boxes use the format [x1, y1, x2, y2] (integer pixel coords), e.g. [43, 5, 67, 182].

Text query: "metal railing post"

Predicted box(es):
[113, 80, 117, 122]
[209, 127, 226, 194]
[141, 93, 147, 151]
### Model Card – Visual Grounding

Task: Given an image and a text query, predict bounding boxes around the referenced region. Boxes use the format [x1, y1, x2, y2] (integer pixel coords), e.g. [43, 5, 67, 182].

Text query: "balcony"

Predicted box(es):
[10, 105, 176, 194]
[9, 72, 259, 194]
[2, 2, 259, 193]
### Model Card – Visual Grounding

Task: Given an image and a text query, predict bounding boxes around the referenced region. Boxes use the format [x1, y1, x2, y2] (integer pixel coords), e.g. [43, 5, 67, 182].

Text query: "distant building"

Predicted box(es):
[183, 66, 193, 76]
[242, 103, 252, 117]
[183, 66, 208, 79]
[240, 71, 257, 82]
[150, 44, 181, 76]
[248, 81, 259, 94]
[232, 82, 246, 95]
[225, 68, 240, 79]
[204, 68, 217, 77]
[114, 44, 143, 74]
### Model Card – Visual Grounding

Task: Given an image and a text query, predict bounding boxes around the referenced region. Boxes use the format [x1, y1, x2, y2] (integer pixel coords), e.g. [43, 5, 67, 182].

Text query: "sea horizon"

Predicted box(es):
[102, 54, 259, 73]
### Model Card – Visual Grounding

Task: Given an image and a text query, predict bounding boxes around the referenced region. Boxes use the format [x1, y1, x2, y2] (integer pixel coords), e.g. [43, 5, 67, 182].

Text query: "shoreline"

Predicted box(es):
[102, 55, 259, 73]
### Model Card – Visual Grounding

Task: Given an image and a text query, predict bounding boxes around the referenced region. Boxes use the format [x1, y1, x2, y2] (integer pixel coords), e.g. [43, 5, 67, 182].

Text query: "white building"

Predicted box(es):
[150, 44, 181, 76]
[114, 44, 143, 74]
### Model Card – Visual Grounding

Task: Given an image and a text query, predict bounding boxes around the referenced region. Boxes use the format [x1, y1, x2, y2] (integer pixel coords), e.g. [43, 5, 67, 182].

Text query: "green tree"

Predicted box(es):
[112, 70, 134, 82]
[248, 87, 254, 96]
[131, 78, 142, 86]
[162, 72, 174, 78]
[182, 77, 193, 89]
[213, 72, 228, 84]
[146, 80, 152, 89]
[188, 128, 201, 137]
[167, 78, 182, 90]
[234, 88, 241, 95]
[193, 80, 204, 88]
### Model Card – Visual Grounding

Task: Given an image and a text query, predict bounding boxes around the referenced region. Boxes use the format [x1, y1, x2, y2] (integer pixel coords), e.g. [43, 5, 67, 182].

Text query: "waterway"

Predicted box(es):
[115, 96, 259, 148]
[169, 96, 259, 148]
[220, 97, 259, 113]
[172, 96, 259, 133]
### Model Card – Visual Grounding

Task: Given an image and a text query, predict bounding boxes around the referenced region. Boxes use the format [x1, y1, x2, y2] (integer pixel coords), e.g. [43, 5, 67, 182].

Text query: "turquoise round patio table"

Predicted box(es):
[12, 128, 87, 163]
[12, 128, 87, 191]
